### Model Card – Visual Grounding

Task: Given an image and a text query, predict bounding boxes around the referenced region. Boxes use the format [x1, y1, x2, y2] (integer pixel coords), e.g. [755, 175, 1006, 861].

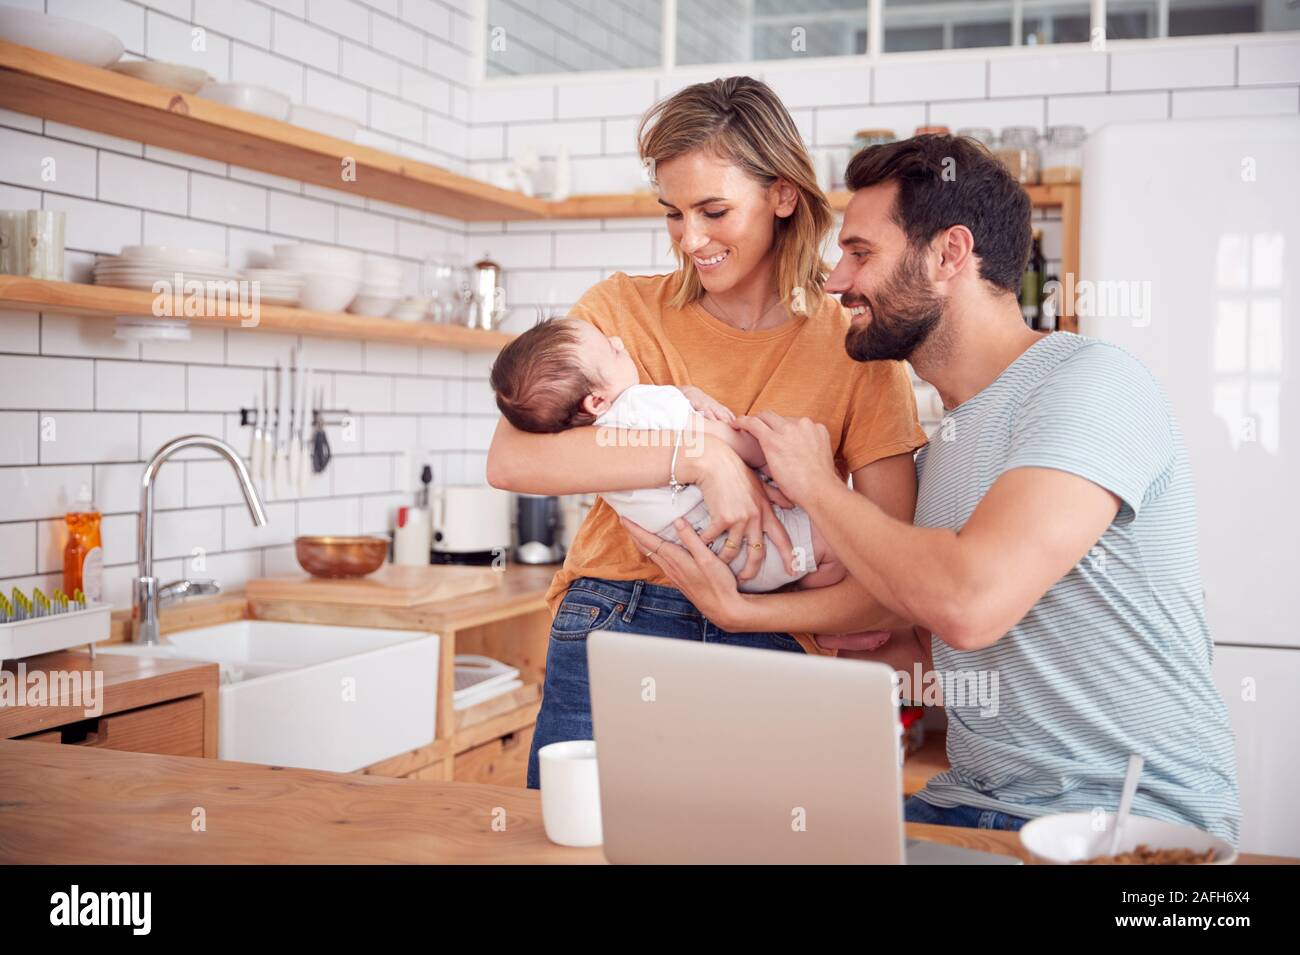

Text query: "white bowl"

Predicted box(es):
[297, 272, 361, 313]
[198, 82, 291, 121]
[0, 7, 124, 67]
[348, 293, 401, 317]
[273, 243, 363, 275]
[288, 104, 359, 141]
[241, 268, 303, 283]
[109, 60, 209, 93]
[119, 245, 226, 269]
[390, 296, 431, 322]
[1019, 812, 1237, 865]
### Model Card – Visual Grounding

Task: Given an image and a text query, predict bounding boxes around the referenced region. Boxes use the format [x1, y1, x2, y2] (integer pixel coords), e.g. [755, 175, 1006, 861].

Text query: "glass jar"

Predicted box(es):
[914, 125, 949, 136]
[1040, 125, 1085, 184]
[852, 128, 895, 155]
[956, 127, 995, 148]
[996, 126, 1041, 184]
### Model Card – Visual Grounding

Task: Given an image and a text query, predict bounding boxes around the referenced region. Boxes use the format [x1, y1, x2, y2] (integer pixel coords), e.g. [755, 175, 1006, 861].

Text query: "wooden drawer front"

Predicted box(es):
[78, 696, 205, 757]
[453, 724, 534, 787]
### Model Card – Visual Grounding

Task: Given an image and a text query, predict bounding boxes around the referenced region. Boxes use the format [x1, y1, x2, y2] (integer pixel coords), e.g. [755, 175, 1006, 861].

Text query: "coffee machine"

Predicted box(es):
[514, 494, 564, 565]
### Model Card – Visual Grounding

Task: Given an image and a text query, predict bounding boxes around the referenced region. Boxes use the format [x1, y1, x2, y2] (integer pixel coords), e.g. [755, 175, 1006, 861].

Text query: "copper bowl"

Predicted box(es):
[294, 535, 388, 578]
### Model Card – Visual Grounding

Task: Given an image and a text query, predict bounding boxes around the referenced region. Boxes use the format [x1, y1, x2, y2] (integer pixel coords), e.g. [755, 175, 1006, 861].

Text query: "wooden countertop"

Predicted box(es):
[1, 741, 1293, 864]
[0, 650, 218, 746]
[245, 562, 559, 633]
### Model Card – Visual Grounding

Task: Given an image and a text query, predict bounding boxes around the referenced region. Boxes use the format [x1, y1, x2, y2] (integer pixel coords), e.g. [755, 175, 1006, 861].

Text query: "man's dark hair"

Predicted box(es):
[844, 134, 1031, 294]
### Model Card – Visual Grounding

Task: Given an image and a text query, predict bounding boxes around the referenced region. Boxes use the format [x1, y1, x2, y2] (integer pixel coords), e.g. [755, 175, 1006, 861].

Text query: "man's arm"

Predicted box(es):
[800, 465, 1119, 650]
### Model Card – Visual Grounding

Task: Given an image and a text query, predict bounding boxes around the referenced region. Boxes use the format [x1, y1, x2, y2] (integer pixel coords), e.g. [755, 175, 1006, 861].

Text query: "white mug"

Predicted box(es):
[538, 739, 602, 848]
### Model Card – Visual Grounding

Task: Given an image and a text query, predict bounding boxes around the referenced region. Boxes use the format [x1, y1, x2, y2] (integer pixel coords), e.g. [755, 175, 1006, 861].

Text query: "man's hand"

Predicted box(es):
[679, 385, 736, 423]
[736, 411, 840, 507]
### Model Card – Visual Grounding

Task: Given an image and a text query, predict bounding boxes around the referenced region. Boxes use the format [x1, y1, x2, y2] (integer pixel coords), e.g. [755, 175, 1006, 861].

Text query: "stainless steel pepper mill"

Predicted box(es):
[470, 252, 505, 330]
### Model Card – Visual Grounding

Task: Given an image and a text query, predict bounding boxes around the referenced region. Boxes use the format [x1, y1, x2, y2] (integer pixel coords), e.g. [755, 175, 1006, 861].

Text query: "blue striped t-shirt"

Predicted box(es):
[914, 332, 1241, 843]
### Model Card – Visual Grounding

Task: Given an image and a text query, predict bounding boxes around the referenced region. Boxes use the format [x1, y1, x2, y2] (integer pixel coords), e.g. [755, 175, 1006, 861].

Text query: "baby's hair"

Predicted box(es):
[489, 316, 601, 433]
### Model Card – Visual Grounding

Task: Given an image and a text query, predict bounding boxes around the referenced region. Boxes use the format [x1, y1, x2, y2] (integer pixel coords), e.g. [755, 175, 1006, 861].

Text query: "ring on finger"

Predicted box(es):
[749, 539, 764, 550]
[721, 538, 741, 551]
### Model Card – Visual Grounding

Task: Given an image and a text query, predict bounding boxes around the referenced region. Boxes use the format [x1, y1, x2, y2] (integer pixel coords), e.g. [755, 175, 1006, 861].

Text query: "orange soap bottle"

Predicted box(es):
[63, 484, 103, 602]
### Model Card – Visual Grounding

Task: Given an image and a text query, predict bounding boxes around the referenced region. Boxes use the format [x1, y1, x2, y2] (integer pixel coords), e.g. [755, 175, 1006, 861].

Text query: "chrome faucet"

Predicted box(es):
[133, 435, 267, 645]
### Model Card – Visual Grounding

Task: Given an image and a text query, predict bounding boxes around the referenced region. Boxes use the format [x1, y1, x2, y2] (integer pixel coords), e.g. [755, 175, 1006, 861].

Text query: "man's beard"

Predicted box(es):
[843, 247, 945, 362]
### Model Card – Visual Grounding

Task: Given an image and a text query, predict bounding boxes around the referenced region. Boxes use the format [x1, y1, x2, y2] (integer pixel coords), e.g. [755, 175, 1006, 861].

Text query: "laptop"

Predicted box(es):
[587, 630, 1021, 865]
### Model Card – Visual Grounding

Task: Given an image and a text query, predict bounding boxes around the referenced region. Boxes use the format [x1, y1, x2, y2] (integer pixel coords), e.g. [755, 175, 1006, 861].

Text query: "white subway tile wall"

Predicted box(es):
[1, 2, 1297, 611]
[0, 0, 492, 608]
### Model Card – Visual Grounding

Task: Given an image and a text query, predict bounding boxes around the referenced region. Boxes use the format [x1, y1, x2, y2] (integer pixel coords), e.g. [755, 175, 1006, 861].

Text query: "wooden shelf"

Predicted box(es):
[0, 41, 1080, 332]
[0, 276, 515, 350]
[0, 40, 548, 222]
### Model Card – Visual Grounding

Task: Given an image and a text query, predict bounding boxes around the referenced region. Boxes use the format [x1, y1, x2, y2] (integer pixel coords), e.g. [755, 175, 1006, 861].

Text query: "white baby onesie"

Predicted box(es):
[592, 383, 815, 593]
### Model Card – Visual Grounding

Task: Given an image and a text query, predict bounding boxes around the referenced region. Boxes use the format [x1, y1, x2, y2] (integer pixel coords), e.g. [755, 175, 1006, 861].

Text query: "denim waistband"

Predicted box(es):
[563, 576, 701, 619]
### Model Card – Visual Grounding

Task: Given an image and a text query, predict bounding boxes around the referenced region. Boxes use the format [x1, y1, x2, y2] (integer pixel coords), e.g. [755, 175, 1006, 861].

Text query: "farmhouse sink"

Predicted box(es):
[99, 620, 439, 773]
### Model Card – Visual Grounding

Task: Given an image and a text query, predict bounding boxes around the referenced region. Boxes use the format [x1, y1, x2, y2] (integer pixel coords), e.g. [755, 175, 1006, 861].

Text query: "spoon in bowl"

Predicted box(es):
[1109, 754, 1146, 856]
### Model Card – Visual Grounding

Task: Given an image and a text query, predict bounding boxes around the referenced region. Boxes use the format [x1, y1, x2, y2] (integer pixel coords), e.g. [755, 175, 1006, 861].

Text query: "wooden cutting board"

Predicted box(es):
[245, 564, 502, 608]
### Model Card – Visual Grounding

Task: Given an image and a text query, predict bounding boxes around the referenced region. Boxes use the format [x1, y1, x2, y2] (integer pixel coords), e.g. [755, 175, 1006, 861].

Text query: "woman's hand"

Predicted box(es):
[735, 411, 840, 508]
[680, 436, 795, 579]
[621, 517, 749, 631]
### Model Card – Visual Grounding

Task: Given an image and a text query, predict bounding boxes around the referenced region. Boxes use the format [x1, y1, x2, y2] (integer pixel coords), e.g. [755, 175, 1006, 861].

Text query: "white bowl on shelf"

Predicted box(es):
[0, 6, 124, 67]
[109, 60, 209, 93]
[1018, 812, 1237, 865]
[348, 292, 402, 317]
[273, 243, 363, 276]
[390, 296, 432, 322]
[198, 82, 291, 121]
[288, 104, 359, 141]
[297, 272, 362, 313]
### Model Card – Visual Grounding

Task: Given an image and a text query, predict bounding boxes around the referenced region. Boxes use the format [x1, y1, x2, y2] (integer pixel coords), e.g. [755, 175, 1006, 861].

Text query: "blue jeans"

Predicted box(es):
[904, 794, 1030, 831]
[526, 577, 805, 789]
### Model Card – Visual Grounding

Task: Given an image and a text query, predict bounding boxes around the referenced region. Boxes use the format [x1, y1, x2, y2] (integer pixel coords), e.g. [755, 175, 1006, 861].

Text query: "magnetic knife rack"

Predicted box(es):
[237, 406, 352, 429]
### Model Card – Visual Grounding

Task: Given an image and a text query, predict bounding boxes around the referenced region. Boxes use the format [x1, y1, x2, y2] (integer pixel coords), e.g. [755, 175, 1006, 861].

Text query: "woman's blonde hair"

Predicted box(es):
[637, 76, 833, 315]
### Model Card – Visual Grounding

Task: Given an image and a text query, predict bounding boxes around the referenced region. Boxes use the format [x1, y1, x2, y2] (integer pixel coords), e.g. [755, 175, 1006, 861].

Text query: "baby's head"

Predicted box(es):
[490, 317, 639, 433]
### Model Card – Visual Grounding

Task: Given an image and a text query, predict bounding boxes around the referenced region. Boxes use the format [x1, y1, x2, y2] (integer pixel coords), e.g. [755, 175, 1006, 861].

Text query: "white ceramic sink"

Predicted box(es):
[99, 620, 439, 773]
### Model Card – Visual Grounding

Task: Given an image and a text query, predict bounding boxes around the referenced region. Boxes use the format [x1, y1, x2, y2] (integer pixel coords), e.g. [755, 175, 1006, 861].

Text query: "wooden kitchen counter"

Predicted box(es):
[0, 651, 219, 756]
[1, 741, 1293, 865]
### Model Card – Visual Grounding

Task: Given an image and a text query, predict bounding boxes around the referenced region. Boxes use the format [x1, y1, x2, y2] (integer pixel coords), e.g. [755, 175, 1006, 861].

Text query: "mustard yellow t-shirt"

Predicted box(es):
[545, 271, 927, 654]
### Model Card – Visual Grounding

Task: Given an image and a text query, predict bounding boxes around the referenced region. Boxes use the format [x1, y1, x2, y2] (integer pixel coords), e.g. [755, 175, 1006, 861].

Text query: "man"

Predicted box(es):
[626, 134, 1241, 842]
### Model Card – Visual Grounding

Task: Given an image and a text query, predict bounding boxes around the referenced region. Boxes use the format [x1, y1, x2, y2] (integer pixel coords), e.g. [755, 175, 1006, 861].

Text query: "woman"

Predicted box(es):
[485, 77, 927, 789]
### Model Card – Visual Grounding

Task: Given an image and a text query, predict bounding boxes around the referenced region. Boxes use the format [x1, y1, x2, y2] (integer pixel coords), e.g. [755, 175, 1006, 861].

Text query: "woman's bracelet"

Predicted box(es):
[668, 428, 688, 504]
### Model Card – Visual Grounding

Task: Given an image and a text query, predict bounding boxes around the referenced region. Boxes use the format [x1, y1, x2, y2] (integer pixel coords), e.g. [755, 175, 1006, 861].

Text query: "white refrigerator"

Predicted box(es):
[1079, 116, 1299, 856]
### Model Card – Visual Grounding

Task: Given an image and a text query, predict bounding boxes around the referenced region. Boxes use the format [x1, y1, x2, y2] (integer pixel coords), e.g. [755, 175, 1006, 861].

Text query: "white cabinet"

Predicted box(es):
[1211, 644, 1300, 857]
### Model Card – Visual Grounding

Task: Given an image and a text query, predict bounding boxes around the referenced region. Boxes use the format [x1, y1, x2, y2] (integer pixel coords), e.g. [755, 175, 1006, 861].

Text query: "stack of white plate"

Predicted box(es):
[271, 244, 362, 312]
[93, 245, 236, 291]
[241, 268, 304, 306]
[349, 255, 404, 317]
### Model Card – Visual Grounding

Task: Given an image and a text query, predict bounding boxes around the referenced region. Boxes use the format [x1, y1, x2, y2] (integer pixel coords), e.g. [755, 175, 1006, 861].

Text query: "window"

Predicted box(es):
[483, 0, 1300, 77]
[677, 0, 870, 65]
[485, 0, 664, 76]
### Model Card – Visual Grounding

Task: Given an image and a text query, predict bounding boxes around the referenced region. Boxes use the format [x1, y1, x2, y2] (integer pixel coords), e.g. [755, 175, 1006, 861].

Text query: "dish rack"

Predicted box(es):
[0, 603, 112, 660]
[453, 654, 523, 711]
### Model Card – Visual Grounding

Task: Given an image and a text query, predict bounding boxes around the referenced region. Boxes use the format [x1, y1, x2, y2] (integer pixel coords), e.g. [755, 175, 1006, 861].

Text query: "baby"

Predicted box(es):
[491, 317, 884, 630]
